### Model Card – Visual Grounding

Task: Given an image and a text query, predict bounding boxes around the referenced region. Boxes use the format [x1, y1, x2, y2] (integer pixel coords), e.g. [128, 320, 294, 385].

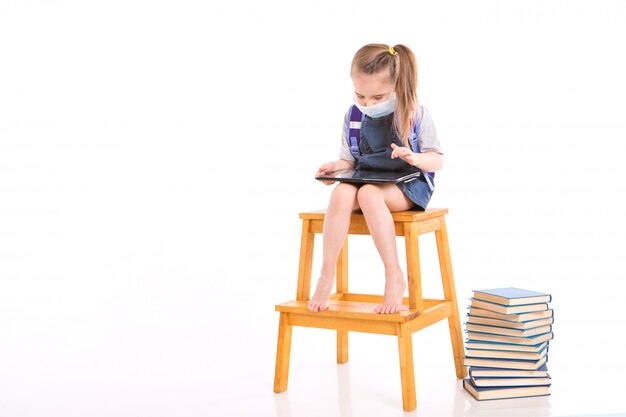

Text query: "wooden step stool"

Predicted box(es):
[273, 208, 467, 411]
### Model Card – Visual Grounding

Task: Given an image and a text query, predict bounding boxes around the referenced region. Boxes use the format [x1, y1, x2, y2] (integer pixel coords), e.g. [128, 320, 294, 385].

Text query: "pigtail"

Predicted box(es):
[391, 44, 418, 147]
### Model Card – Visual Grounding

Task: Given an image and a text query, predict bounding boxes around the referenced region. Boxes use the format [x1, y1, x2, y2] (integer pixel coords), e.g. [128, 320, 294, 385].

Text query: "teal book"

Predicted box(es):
[465, 340, 549, 353]
[466, 314, 554, 330]
[462, 354, 547, 370]
[470, 298, 549, 315]
[468, 307, 554, 323]
[465, 344, 548, 361]
[469, 363, 549, 378]
[466, 330, 554, 346]
[472, 287, 552, 306]
[470, 374, 551, 388]
[465, 323, 552, 338]
[463, 378, 550, 400]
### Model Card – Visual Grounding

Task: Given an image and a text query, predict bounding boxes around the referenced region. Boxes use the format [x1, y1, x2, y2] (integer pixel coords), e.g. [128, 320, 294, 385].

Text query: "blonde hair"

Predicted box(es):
[350, 44, 418, 147]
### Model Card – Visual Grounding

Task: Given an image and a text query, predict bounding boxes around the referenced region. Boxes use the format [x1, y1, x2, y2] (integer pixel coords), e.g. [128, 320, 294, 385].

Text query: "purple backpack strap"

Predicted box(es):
[410, 111, 435, 191]
[347, 105, 363, 156]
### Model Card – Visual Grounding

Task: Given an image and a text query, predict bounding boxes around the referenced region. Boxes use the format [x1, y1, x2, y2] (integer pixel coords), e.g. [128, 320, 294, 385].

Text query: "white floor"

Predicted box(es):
[2, 269, 626, 417]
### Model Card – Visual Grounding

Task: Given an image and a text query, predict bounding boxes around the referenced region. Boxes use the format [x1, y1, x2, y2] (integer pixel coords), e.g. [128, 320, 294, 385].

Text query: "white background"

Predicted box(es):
[1, 1, 626, 416]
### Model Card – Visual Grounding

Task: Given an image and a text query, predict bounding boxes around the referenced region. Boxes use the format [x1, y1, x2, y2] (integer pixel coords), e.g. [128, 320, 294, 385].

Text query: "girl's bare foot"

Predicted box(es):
[307, 276, 334, 312]
[375, 272, 406, 314]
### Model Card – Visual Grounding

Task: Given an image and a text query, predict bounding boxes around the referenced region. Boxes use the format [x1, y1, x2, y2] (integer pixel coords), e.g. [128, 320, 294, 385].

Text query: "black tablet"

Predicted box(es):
[315, 169, 422, 184]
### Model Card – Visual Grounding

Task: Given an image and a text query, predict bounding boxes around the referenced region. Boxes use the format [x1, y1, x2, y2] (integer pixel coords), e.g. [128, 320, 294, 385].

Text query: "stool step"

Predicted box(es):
[276, 299, 416, 322]
[275, 294, 447, 323]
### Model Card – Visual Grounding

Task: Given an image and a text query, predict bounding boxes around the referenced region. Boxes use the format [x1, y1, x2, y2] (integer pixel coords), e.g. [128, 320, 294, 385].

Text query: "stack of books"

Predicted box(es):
[462, 287, 554, 400]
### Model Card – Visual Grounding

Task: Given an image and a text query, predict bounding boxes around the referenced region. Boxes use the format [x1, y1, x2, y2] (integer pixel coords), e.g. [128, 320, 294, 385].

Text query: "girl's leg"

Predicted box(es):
[308, 183, 360, 312]
[357, 184, 413, 314]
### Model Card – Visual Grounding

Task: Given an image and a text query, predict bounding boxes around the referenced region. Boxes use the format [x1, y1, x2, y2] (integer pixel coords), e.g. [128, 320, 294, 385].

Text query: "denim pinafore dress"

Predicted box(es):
[353, 112, 434, 210]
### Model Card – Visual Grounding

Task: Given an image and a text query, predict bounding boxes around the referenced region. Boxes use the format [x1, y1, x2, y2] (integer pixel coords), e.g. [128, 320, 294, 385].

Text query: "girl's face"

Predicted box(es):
[352, 70, 395, 107]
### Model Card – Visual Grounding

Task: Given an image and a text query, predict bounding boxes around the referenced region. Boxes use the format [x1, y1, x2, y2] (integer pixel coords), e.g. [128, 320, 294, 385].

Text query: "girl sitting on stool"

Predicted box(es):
[309, 44, 444, 314]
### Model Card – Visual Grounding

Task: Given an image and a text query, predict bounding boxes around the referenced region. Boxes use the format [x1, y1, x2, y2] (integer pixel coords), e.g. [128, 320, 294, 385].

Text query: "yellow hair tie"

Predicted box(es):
[389, 47, 396, 55]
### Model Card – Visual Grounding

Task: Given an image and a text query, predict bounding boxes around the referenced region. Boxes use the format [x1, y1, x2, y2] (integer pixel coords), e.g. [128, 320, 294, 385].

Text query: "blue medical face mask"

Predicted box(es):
[353, 92, 397, 118]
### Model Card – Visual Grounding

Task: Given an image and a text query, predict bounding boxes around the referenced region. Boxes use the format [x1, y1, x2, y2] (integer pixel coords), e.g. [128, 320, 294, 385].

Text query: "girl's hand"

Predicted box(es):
[315, 161, 337, 185]
[391, 143, 420, 167]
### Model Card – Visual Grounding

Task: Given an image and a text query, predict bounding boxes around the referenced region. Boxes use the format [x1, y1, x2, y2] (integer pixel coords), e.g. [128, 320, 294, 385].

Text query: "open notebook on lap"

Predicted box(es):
[315, 169, 422, 184]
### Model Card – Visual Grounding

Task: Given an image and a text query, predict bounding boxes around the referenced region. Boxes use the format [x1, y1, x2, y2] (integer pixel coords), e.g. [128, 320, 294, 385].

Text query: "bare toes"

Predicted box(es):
[383, 304, 399, 314]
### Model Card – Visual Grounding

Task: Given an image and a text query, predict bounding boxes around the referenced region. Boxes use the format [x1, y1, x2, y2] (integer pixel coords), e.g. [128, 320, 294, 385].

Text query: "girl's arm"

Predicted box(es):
[316, 159, 356, 185]
[316, 159, 355, 176]
[390, 144, 443, 172]
[410, 150, 443, 172]
[332, 159, 356, 171]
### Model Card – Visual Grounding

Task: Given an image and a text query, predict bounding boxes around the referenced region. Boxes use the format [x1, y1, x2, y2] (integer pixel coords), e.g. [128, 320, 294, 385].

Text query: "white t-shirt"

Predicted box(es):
[339, 102, 442, 161]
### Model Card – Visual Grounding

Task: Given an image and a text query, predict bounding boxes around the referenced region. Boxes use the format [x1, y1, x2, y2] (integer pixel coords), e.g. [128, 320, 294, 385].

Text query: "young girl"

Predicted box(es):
[308, 44, 443, 314]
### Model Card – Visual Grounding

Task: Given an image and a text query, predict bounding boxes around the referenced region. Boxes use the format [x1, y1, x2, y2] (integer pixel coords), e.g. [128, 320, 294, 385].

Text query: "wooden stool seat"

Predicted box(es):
[273, 208, 467, 411]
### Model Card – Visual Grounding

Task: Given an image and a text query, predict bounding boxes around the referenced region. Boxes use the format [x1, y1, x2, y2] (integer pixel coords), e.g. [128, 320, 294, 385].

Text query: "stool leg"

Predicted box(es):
[435, 217, 467, 379]
[337, 331, 349, 364]
[397, 322, 417, 411]
[404, 222, 424, 313]
[296, 219, 315, 301]
[336, 238, 349, 364]
[274, 312, 293, 392]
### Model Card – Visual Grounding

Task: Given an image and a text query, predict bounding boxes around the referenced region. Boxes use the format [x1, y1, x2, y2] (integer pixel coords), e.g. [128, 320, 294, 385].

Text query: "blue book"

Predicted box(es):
[468, 307, 554, 323]
[462, 354, 547, 370]
[466, 330, 554, 346]
[469, 363, 549, 378]
[470, 373, 551, 388]
[473, 287, 552, 306]
[470, 298, 549, 315]
[465, 323, 552, 338]
[463, 378, 550, 400]
[466, 344, 548, 361]
[467, 314, 554, 330]
[466, 339, 549, 353]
